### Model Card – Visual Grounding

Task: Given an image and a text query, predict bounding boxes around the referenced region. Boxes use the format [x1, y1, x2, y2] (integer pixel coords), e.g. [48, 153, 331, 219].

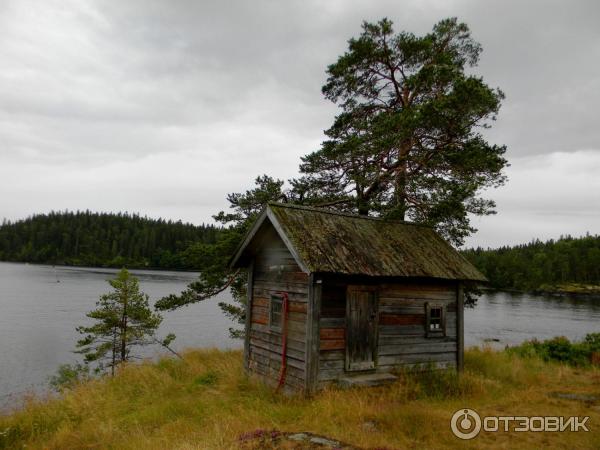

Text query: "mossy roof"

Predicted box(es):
[231, 203, 486, 282]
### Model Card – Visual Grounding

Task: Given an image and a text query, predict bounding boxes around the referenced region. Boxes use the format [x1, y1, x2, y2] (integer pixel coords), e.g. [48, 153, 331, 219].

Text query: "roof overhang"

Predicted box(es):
[228, 206, 310, 273]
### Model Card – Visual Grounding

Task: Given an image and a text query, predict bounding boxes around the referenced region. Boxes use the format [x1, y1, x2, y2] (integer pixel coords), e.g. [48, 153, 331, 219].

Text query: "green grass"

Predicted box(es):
[1, 348, 599, 449]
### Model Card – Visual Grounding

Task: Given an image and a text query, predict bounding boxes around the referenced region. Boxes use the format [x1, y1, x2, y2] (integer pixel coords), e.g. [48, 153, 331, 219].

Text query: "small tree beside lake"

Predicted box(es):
[75, 268, 171, 376]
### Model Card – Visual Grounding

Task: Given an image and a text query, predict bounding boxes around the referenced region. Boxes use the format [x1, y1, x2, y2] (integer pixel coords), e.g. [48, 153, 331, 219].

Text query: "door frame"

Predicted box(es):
[345, 285, 379, 372]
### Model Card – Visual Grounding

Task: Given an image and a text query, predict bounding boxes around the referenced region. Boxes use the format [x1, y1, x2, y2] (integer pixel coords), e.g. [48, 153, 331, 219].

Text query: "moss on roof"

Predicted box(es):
[265, 203, 486, 281]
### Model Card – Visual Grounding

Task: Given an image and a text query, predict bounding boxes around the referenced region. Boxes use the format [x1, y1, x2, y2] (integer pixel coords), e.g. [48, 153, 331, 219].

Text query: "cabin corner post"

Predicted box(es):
[243, 260, 254, 372]
[456, 282, 465, 372]
[305, 273, 321, 394]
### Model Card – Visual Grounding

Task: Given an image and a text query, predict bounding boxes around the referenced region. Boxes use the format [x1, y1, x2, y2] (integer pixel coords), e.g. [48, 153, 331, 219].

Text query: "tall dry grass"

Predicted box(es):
[1, 347, 599, 449]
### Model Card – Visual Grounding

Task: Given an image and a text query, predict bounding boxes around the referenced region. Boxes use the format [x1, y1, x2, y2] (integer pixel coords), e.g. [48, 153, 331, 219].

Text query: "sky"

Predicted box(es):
[0, 0, 598, 248]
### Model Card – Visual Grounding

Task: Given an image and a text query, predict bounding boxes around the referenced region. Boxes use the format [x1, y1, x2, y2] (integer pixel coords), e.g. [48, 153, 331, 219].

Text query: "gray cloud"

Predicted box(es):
[0, 0, 598, 247]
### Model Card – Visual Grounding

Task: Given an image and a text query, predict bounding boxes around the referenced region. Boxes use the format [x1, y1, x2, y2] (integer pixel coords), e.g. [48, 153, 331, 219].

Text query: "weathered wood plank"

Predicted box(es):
[248, 359, 305, 388]
[379, 313, 424, 326]
[377, 341, 457, 356]
[378, 335, 456, 346]
[244, 260, 254, 371]
[250, 346, 305, 371]
[249, 328, 305, 351]
[320, 339, 345, 351]
[457, 283, 464, 372]
[379, 324, 426, 336]
[251, 315, 268, 325]
[250, 338, 305, 362]
[253, 271, 309, 284]
[378, 352, 456, 366]
[320, 328, 345, 340]
[248, 359, 306, 385]
[288, 302, 307, 313]
[318, 368, 343, 381]
[379, 323, 457, 338]
[253, 280, 309, 294]
[253, 297, 269, 308]
[305, 274, 321, 394]
[319, 318, 345, 328]
[379, 297, 455, 307]
[378, 303, 457, 314]
[376, 360, 457, 372]
[251, 317, 306, 335]
[253, 287, 308, 302]
[250, 321, 305, 340]
[318, 350, 345, 361]
[319, 359, 345, 370]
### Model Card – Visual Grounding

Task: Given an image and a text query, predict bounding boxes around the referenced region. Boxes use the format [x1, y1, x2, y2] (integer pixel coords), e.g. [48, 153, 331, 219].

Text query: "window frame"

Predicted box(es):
[425, 302, 446, 337]
[269, 294, 283, 332]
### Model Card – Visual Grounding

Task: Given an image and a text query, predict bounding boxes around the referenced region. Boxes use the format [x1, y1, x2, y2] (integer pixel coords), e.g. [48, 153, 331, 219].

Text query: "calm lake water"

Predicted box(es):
[1, 261, 599, 410]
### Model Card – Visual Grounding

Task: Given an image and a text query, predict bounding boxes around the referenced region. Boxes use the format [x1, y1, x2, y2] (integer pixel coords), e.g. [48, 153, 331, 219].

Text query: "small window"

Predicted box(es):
[425, 303, 445, 337]
[270, 295, 283, 331]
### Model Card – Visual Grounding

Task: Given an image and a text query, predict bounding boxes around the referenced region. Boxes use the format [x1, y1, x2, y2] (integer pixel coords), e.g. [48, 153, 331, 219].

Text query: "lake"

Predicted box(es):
[1, 261, 599, 410]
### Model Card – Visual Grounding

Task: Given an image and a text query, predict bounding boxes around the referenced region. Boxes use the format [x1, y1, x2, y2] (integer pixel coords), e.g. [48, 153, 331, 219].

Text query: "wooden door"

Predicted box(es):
[345, 286, 378, 371]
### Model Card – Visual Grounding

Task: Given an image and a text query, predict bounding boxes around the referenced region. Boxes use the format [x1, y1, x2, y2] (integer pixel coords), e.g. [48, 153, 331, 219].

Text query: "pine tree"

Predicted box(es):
[295, 17, 507, 245]
[76, 269, 166, 375]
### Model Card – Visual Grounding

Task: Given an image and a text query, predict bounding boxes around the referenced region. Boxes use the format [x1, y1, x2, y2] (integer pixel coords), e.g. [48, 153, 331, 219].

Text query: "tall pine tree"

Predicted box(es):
[294, 17, 507, 245]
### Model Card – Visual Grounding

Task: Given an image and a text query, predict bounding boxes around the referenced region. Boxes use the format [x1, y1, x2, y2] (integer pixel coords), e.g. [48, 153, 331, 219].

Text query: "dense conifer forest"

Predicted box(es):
[463, 234, 600, 291]
[0, 211, 220, 270]
[1, 210, 598, 291]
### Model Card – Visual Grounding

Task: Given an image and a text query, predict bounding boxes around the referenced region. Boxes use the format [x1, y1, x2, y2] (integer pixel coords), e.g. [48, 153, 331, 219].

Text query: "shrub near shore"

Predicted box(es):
[1, 347, 599, 449]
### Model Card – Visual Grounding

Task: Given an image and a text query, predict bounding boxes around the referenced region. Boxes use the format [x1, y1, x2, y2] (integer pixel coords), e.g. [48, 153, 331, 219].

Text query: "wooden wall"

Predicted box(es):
[376, 282, 458, 372]
[317, 278, 459, 387]
[246, 224, 309, 392]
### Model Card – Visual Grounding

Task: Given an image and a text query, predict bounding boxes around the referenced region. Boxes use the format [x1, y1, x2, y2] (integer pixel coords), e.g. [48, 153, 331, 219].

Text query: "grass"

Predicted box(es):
[1, 348, 599, 449]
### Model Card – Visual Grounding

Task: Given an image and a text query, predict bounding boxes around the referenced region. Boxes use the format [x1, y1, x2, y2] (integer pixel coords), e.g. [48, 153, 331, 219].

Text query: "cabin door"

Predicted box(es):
[345, 286, 378, 371]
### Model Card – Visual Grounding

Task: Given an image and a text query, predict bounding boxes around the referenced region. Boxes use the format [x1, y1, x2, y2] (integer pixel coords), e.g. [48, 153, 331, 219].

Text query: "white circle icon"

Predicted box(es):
[451, 408, 482, 440]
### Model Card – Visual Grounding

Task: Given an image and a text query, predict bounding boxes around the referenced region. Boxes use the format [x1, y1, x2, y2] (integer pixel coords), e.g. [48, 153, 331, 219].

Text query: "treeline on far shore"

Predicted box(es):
[1, 210, 599, 292]
[0, 211, 221, 270]
[463, 234, 600, 292]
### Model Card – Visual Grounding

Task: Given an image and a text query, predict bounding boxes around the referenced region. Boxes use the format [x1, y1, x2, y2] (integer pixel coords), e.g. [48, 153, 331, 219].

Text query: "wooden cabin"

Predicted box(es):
[230, 203, 486, 394]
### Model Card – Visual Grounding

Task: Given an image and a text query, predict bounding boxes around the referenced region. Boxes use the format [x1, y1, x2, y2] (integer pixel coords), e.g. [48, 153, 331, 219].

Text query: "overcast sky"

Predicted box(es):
[1, 0, 598, 248]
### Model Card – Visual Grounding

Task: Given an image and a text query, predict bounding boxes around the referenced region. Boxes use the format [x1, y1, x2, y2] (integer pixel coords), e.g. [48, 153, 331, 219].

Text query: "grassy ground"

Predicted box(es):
[1, 348, 599, 449]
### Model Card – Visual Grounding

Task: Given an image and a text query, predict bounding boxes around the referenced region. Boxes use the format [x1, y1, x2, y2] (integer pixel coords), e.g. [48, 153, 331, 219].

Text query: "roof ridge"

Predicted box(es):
[267, 202, 430, 228]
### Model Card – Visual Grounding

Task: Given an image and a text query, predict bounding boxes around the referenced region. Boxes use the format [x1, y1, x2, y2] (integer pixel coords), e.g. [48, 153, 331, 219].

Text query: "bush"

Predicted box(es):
[507, 333, 600, 366]
[49, 363, 90, 391]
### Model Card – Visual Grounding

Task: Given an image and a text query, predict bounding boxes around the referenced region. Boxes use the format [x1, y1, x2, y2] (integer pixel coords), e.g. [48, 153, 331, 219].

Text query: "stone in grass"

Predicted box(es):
[288, 433, 309, 441]
[309, 435, 341, 446]
[239, 429, 361, 449]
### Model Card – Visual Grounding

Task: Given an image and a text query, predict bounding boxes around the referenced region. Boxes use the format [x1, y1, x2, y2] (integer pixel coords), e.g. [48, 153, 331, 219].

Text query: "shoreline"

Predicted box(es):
[482, 285, 600, 299]
[0, 260, 200, 274]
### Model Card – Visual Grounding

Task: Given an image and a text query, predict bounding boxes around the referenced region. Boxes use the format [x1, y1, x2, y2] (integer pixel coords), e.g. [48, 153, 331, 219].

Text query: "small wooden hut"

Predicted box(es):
[230, 203, 486, 394]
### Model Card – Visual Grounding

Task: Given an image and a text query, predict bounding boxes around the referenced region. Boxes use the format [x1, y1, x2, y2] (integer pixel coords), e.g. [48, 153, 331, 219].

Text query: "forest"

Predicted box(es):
[0, 211, 221, 270]
[463, 234, 600, 291]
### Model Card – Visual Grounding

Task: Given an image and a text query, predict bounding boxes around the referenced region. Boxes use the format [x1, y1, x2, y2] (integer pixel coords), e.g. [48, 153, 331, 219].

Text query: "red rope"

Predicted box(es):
[276, 292, 289, 391]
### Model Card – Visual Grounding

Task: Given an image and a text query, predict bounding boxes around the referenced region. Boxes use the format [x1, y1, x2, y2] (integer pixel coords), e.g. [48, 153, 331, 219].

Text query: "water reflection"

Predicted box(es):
[465, 290, 600, 348]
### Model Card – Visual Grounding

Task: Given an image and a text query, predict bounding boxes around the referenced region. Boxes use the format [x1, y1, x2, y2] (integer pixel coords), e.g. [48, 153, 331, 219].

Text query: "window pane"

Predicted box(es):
[428, 306, 443, 333]
[271, 296, 283, 329]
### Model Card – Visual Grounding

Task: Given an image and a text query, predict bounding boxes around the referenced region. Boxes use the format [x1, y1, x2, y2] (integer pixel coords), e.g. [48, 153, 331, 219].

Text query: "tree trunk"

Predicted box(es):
[121, 287, 128, 363]
[111, 330, 117, 376]
[357, 197, 369, 216]
[392, 151, 408, 220]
